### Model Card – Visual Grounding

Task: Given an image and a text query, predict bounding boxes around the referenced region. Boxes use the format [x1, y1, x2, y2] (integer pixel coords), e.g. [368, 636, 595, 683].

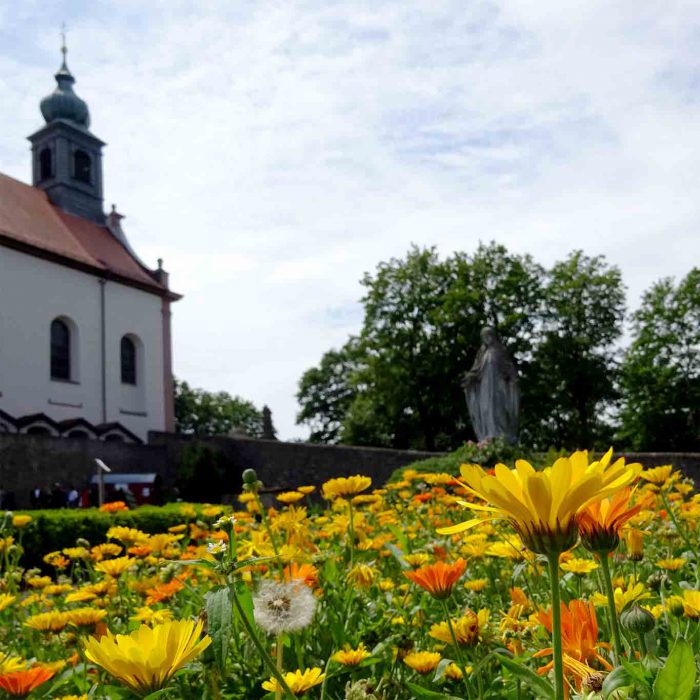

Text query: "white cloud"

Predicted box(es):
[1, 1, 699, 438]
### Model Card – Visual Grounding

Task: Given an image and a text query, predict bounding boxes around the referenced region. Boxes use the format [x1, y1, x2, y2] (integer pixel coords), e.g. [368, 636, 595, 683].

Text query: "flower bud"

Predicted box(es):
[624, 529, 644, 562]
[345, 679, 385, 700]
[242, 468, 258, 485]
[646, 570, 669, 592]
[620, 605, 655, 635]
[667, 596, 685, 617]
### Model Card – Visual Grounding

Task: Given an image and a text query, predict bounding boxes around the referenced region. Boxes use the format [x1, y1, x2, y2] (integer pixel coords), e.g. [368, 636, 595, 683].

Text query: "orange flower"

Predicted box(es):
[535, 599, 611, 690]
[577, 488, 642, 553]
[404, 559, 467, 600]
[145, 578, 185, 605]
[99, 501, 129, 513]
[0, 667, 55, 696]
[283, 563, 319, 589]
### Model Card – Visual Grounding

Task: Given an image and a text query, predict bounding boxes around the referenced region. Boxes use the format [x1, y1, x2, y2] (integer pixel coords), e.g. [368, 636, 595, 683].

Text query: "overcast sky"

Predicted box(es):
[1, 1, 699, 439]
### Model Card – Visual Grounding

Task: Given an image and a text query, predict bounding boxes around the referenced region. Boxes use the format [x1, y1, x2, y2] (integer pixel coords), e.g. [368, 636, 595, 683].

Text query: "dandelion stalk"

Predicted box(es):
[275, 633, 284, 700]
[546, 552, 565, 700]
[598, 553, 623, 662]
[347, 497, 356, 568]
[229, 587, 295, 700]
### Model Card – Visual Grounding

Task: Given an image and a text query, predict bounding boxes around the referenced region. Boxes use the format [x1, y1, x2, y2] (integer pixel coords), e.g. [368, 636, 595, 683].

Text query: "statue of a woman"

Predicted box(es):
[462, 326, 519, 444]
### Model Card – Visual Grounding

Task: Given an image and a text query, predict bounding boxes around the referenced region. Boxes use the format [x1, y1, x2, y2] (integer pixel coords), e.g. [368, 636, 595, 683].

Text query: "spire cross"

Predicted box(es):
[60, 22, 67, 60]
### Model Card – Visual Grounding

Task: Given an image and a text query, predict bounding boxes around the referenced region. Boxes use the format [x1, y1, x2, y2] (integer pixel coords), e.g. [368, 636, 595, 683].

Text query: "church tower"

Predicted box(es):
[27, 38, 105, 223]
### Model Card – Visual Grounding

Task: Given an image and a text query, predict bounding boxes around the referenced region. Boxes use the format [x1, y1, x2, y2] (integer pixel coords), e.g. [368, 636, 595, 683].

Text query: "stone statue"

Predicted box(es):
[462, 326, 519, 444]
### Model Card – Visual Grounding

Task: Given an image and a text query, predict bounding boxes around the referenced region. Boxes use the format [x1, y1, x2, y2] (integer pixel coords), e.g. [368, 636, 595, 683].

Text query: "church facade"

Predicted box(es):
[0, 46, 180, 442]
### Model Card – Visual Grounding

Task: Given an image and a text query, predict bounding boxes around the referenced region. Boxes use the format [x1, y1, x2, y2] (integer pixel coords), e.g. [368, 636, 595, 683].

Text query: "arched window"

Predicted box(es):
[74, 150, 91, 184]
[121, 336, 137, 385]
[39, 148, 53, 180]
[50, 319, 71, 380]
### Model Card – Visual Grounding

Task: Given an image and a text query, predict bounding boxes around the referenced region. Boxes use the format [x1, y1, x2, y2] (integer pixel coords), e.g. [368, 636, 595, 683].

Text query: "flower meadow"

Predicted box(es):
[0, 452, 698, 699]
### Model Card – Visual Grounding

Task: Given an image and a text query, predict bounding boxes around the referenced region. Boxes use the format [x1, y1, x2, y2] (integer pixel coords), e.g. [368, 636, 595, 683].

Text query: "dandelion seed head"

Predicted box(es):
[253, 579, 316, 634]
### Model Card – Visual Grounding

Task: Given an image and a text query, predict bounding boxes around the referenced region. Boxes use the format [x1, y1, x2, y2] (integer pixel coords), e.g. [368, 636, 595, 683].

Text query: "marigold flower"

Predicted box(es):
[130, 607, 174, 625]
[83, 619, 211, 696]
[656, 557, 686, 571]
[681, 590, 700, 618]
[405, 559, 467, 600]
[0, 667, 55, 696]
[94, 556, 135, 577]
[282, 562, 319, 589]
[624, 529, 645, 561]
[590, 577, 650, 613]
[535, 600, 611, 677]
[560, 558, 599, 575]
[465, 578, 488, 592]
[262, 667, 325, 696]
[99, 500, 128, 513]
[0, 653, 24, 675]
[145, 578, 185, 605]
[64, 607, 108, 628]
[346, 564, 376, 589]
[577, 488, 642, 553]
[106, 527, 147, 544]
[403, 651, 441, 674]
[11, 515, 32, 528]
[439, 450, 642, 555]
[0, 594, 16, 613]
[24, 611, 69, 633]
[297, 486, 315, 495]
[429, 612, 479, 646]
[638, 465, 674, 486]
[322, 475, 372, 500]
[332, 642, 371, 666]
[277, 491, 305, 504]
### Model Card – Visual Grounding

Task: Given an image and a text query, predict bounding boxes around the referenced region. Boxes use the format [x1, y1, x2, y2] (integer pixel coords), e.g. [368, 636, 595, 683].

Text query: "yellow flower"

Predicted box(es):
[26, 576, 51, 589]
[346, 564, 375, 588]
[404, 553, 431, 568]
[444, 662, 468, 680]
[24, 611, 69, 632]
[130, 607, 174, 625]
[63, 547, 90, 560]
[94, 556, 135, 577]
[0, 536, 14, 553]
[560, 558, 599, 575]
[681, 590, 700, 618]
[297, 486, 315, 495]
[322, 475, 372, 499]
[179, 504, 197, 519]
[591, 577, 650, 613]
[439, 449, 642, 555]
[638, 465, 674, 486]
[0, 652, 25, 674]
[90, 543, 123, 560]
[624, 529, 645, 561]
[106, 527, 148, 544]
[262, 667, 325, 696]
[403, 651, 442, 674]
[332, 643, 371, 666]
[0, 594, 16, 613]
[277, 491, 305, 504]
[465, 578, 488, 592]
[83, 619, 211, 696]
[656, 558, 686, 572]
[11, 515, 32, 528]
[64, 607, 108, 627]
[429, 612, 479, 646]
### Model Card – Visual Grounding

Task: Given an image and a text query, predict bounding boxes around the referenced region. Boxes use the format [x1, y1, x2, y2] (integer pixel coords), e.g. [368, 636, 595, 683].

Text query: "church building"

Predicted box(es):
[0, 45, 180, 442]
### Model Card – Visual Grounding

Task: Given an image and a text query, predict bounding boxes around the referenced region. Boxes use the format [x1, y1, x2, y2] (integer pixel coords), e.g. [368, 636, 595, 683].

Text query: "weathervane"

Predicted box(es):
[60, 22, 67, 62]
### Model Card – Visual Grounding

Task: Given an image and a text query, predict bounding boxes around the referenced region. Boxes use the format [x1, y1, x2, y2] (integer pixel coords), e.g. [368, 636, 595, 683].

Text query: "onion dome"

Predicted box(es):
[40, 44, 90, 128]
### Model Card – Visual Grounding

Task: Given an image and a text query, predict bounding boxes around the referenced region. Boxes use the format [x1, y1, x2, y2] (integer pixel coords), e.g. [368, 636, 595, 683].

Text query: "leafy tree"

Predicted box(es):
[522, 251, 625, 449]
[295, 340, 361, 443]
[296, 243, 544, 450]
[618, 269, 700, 450]
[174, 379, 262, 437]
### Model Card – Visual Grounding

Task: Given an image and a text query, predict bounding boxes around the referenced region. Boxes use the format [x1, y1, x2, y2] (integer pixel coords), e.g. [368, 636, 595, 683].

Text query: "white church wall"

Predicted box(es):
[0, 246, 165, 440]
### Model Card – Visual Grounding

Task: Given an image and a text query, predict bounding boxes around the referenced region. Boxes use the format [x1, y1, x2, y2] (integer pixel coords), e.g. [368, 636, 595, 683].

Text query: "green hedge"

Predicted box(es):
[13, 504, 202, 567]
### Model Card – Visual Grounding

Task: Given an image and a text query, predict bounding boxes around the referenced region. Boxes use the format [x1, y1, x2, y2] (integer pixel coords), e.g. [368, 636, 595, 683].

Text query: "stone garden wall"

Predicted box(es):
[0, 431, 697, 507]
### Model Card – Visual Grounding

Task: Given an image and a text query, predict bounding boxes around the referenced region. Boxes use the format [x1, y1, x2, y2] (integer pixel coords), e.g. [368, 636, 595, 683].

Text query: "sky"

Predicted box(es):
[1, 1, 699, 440]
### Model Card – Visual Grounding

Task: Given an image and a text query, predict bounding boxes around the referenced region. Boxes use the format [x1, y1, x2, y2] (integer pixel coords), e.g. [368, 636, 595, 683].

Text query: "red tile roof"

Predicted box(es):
[0, 172, 175, 297]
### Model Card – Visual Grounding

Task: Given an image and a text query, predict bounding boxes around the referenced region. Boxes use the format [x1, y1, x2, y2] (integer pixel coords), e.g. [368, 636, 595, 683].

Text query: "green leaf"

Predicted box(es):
[205, 585, 233, 673]
[404, 682, 464, 700]
[385, 543, 411, 569]
[602, 666, 634, 699]
[232, 580, 255, 628]
[432, 656, 456, 682]
[497, 654, 555, 700]
[653, 640, 696, 700]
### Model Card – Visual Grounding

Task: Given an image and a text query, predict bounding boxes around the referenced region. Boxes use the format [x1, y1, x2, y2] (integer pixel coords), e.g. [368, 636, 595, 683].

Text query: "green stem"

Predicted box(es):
[598, 553, 623, 662]
[255, 493, 284, 574]
[546, 553, 565, 700]
[229, 585, 295, 700]
[441, 600, 471, 700]
[660, 490, 699, 584]
[275, 633, 284, 700]
[347, 497, 355, 569]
